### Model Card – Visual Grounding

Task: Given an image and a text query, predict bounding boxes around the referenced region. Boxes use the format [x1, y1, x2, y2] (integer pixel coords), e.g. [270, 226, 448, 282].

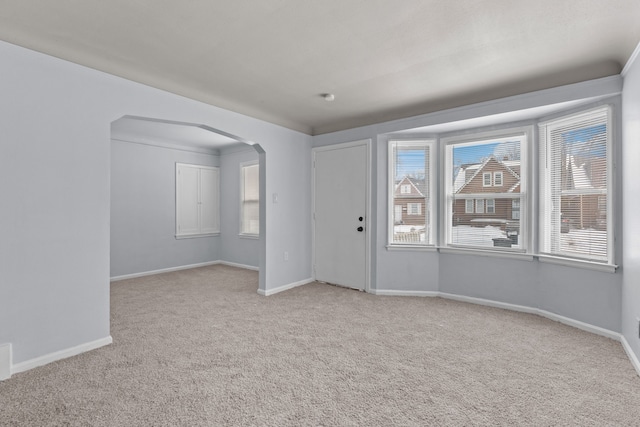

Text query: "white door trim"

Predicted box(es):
[312, 139, 371, 293]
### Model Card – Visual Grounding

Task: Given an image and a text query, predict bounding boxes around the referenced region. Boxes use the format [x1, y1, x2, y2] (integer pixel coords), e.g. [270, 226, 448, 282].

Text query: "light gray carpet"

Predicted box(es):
[1, 265, 640, 426]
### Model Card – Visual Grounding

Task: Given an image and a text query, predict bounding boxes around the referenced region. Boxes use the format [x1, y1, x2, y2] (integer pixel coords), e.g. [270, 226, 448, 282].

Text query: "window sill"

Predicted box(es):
[388, 245, 617, 272]
[239, 233, 259, 240]
[175, 233, 220, 240]
[537, 254, 618, 273]
[438, 246, 534, 262]
[386, 244, 437, 252]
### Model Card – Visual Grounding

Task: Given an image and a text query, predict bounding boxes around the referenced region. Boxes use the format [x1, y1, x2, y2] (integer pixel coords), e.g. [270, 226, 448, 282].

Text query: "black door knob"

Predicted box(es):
[357, 226, 364, 232]
[358, 216, 363, 221]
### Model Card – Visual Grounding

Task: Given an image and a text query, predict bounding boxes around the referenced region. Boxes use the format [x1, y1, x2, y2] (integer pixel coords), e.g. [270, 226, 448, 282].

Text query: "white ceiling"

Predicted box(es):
[1, 1, 639, 135]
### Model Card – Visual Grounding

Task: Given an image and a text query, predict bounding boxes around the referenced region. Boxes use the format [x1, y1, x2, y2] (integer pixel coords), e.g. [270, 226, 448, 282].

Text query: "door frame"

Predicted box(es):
[311, 139, 372, 293]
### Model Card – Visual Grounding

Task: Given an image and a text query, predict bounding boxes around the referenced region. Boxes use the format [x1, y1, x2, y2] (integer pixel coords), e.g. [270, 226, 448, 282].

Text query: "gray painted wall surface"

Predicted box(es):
[438, 254, 539, 307]
[220, 147, 260, 268]
[110, 140, 221, 277]
[622, 52, 640, 362]
[0, 40, 312, 366]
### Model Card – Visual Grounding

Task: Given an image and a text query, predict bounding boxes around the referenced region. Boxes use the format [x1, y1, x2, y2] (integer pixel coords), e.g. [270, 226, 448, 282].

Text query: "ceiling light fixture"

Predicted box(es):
[322, 93, 335, 102]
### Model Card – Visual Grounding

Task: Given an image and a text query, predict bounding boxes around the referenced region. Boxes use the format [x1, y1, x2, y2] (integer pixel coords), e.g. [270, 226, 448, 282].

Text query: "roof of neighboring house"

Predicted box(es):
[395, 176, 426, 198]
[565, 155, 607, 190]
[455, 156, 520, 193]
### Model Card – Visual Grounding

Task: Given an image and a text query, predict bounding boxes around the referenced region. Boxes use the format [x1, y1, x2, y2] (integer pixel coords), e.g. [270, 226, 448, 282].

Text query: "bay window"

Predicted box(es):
[387, 102, 616, 270]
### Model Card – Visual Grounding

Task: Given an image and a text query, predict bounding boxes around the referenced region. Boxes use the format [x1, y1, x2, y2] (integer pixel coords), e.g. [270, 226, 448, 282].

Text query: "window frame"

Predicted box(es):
[386, 102, 617, 272]
[407, 202, 422, 215]
[465, 199, 474, 214]
[494, 171, 503, 187]
[239, 160, 260, 237]
[442, 127, 530, 253]
[486, 199, 495, 214]
[388, 139, 437, 248]
[538, 105, 614, 266]
[483, 172, 492, 187]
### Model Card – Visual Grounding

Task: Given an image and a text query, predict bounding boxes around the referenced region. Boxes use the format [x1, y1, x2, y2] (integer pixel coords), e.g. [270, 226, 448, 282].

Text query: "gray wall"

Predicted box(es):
[622, 50, 640, 363]
[313, 76, 624, 333]
[0, 40, 312, 366]
[220, 146, 260, 268]
[110, 140, 221, 278]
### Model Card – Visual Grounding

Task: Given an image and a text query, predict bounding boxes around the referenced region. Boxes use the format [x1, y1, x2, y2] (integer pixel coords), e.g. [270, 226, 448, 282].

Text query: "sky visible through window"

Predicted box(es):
[395, 140, 523, 181]
[561, 124, 606, 157]
[395, 147, 426, 180]
[451, 140, 520, 182]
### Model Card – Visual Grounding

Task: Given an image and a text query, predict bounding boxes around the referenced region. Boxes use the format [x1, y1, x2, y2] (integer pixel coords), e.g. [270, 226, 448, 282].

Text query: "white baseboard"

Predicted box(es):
[372, 289, 439, 297]
[440, 292, 619, 341]
[536, 309, 621, 341]
[258, 278, 314, 296]
[216, 260, 259, 271]
[438, 292, 539, 315]
[0, 343, 11, 381]
[621, 336, 640, 377]
[110, 260, 260, 282]
[374, 289, 621, 341]
[11, 336, 112, 377]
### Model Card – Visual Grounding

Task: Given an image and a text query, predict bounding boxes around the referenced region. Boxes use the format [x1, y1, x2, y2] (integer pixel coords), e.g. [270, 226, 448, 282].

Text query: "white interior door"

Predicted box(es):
[313, 141, 368, 290]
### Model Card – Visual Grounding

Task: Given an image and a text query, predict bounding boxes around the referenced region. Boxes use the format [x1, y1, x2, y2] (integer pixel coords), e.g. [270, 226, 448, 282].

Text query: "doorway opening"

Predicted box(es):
[109, 115, 265, 290]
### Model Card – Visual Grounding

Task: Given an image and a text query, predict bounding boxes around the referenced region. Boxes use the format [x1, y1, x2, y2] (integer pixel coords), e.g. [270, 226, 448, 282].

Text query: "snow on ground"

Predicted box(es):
[560, 228, 607, 259]
[450, 225, 507, 248]
[393, 225, 606, 257]
[393, 225, 426, 243]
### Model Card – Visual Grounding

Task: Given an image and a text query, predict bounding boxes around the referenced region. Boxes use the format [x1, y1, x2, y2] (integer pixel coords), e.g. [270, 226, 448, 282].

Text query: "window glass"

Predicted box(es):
[240, 162, 260, 235]
[486, 199, 495, 214]
[446, 133, 525, 250]
[494, 172, 503, 186]
[539, 107, 610, 262]
[483, 172, 492, 187]
[465, 199, 474, 214]
[389, 140, 435, 246]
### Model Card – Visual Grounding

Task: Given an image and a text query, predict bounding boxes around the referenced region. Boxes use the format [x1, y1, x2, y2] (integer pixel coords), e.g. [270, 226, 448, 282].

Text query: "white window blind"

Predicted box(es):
[240, 162, 260, 235]
[389, 140, 435, 246]
[446, 132, 526, 250]
[539, 106, 611, 263]
[176, 163, 220, 238]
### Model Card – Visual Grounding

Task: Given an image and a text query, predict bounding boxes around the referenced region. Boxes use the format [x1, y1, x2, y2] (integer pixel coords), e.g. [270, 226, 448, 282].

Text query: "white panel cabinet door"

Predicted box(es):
[176, 163, 219, 237]
[200, 167, 220, 234]
[176, 164, 200, 236]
